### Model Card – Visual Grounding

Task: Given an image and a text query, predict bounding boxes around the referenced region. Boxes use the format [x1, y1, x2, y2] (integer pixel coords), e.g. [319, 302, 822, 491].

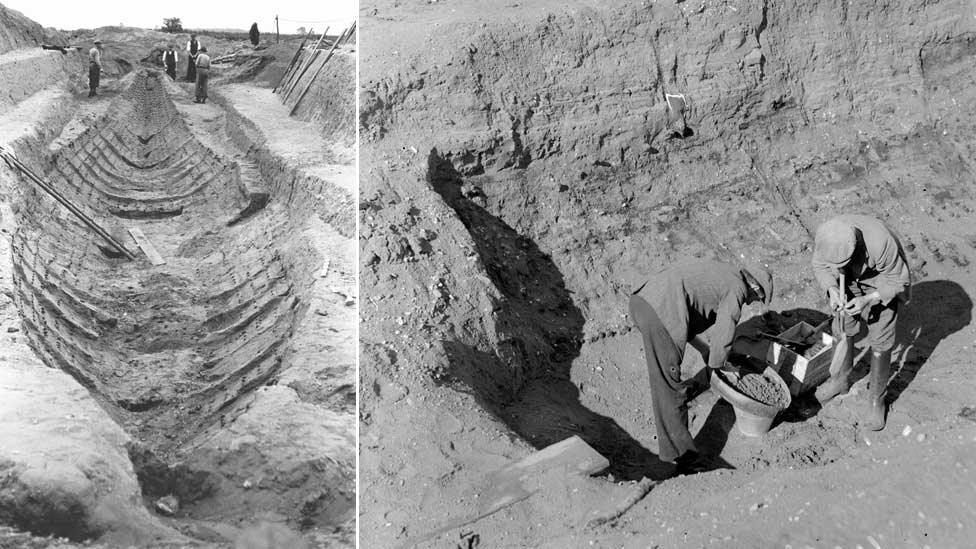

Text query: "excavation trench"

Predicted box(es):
[364, 2, 976, 482]
[424, 143, 860, 480]
[10, 71, 313, 463]
[361, 2, 976, 546]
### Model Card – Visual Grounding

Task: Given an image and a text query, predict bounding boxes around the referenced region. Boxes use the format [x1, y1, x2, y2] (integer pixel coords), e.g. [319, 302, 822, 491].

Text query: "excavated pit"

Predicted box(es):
[10, 71, 314, 456]
[362, 9, 976, 546]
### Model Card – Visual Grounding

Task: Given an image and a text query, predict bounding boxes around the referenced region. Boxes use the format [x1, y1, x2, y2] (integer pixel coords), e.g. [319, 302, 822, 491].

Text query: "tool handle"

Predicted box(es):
[834, 272, 846, 340]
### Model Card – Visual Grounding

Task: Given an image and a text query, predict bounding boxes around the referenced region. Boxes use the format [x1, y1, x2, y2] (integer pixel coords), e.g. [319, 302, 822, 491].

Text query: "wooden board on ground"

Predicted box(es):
[399, 436, 608, 548]
[127, 227, 165, 265]
[496, 434, 609, 478]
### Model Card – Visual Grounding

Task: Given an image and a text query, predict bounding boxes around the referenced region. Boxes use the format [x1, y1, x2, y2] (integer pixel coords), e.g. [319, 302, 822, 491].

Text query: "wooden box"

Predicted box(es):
[766, 320, 834, 396]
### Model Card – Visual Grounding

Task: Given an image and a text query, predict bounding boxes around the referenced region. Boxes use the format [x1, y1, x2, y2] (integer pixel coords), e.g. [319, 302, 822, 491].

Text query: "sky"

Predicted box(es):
[2, 0, 357, 34]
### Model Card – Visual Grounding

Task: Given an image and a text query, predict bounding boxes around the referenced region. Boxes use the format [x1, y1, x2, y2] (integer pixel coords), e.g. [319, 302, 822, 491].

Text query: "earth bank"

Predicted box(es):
[359, 0, 976, 546]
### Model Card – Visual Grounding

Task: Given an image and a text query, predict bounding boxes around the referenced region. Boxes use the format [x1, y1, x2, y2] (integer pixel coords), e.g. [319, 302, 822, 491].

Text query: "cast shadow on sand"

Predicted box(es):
[886, 279, 972, 404]
[428, 150, 679, 482]
[736, 283, 971, 425]
[785, 280, 972, 411]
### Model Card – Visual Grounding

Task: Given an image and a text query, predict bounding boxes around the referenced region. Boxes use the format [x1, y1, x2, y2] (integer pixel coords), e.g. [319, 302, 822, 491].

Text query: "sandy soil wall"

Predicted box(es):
[219, 94, 356, 237]
[359, 1, 976, 546]
[0, 3, 51, 53]
[0, 50, 82, 110]
[292, 51, 356, 149]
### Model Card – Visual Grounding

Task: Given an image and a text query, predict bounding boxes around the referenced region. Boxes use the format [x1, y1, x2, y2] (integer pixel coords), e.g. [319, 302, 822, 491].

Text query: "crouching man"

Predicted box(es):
[628, 261, 773, 475]
[812, 214, 911, 431]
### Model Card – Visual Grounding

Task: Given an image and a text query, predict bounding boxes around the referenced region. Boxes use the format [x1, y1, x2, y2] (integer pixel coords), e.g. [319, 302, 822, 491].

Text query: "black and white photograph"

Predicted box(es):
[0, 0, 356, 546]
[4, 0, 976, 546]
[358, 1, 976, 547]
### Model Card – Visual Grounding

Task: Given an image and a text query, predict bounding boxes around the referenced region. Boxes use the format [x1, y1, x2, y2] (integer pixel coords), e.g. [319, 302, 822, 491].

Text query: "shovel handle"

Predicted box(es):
[835, 273, 846, 340]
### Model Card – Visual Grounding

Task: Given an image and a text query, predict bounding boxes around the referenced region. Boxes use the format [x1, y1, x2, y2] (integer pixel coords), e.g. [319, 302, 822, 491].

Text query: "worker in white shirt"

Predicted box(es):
[185, 34, 201, 81]
[162, 44, 178, 79]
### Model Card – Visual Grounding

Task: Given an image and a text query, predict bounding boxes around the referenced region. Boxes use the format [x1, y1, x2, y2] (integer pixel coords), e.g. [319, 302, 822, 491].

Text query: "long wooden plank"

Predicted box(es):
[127, 227, 165, 265]
[279, 30, 327, 97]
[272, 28, 314, 92]
[341, 21, 357, 45]
[282, 27, 326, 92]
[398, 436, 608, 548]
[499, 434, 609, 476]
[287, 24, 351, 114]
[0, 146, 136, 260]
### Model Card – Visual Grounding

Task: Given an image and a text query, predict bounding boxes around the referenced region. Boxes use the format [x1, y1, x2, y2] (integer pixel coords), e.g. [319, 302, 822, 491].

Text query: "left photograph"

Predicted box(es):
[0, 2, 356, 547]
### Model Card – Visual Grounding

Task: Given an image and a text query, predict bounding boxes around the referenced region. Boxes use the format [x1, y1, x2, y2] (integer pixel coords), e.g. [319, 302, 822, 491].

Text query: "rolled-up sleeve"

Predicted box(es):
[812, 254, 838, 296]
[707, 293, 743, 369]
[871, 233, 911, 305]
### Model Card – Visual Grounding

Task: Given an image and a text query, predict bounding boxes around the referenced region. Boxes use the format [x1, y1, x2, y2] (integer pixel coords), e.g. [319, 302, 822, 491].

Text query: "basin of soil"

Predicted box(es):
[728, 370, 791, 408]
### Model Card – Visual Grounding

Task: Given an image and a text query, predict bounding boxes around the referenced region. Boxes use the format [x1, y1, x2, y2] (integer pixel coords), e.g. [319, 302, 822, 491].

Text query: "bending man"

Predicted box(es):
[628, 261, 773, 475]
[812, 214, 911, 430]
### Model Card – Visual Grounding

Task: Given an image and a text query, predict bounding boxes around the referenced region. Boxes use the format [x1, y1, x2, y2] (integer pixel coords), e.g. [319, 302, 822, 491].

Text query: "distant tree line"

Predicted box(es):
[162, 18, 183, 33]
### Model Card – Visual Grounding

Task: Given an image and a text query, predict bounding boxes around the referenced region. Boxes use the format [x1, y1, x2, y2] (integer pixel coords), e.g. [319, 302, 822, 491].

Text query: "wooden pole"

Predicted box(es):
[283, 50, 321, 103]
[286, 52, 325, 112]
[280, 30, 327, 96]
[0, 147, 136, 260]
[273, 27, 314, 92]
[282, 26, 340, 102]
[275, 15, 279, 44]
[341, 21, 356, 45]
[288, 25, 348, 114]
[287, 27, 324, 85]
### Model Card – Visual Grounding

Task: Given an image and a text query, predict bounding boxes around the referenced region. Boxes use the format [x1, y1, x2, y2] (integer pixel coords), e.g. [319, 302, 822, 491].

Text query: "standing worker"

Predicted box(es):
[88, 39, 103, 97]
[161, 44, 178, 80]
[812, 214, 912, 431]
[194, 47, 211, 103]
[628, 260, 773, 475]
[185, 33, 201, 82]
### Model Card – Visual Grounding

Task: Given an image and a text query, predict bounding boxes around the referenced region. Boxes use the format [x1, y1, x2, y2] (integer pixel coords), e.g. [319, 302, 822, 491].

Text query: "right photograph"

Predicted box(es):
[359, 1, 976, 547]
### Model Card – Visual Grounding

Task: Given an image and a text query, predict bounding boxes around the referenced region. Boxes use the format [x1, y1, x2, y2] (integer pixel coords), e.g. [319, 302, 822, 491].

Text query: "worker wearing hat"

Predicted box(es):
[88, 39, 103, 97]
[812, 214, 911, 430]
[628, 260, 773, 475]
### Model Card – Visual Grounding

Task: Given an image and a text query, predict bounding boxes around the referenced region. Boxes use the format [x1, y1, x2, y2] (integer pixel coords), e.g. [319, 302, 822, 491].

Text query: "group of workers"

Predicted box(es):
[87, 34, 211, 103]
[630, 214, 912, 476]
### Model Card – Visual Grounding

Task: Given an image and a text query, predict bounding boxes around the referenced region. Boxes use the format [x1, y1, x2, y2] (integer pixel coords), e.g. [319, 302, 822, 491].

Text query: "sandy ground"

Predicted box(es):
[359, 0, 976, 547]
[221, 84, 356, 180]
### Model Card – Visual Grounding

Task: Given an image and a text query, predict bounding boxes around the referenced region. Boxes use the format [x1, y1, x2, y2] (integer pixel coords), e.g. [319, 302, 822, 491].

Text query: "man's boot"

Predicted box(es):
[815, 337, 853, 404]
[864, 349, 891, 431]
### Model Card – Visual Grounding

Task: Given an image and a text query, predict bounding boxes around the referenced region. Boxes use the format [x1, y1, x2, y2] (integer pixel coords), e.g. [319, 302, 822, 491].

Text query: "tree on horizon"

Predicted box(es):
[162, 18, 183, 33]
